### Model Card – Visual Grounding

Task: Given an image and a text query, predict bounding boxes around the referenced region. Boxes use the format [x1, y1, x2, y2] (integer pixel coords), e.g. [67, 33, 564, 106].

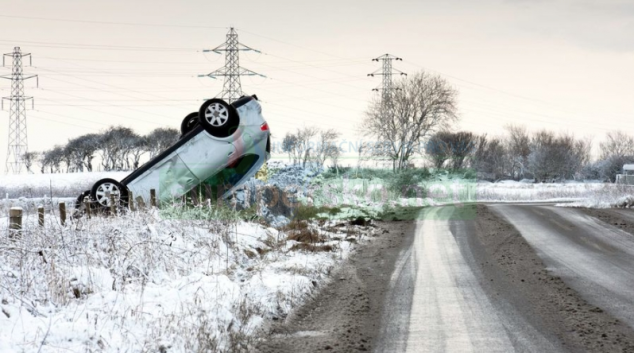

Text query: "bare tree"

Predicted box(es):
[66, 134, 100, 172]
[362, 71, 458, 171]
[425, 132, 453, 169]
[22, 151, 40, 174]
[145, 127, 179, 159]
[96, 127, 137, 171]
[282, 132, 298, 163]
[528, 131, 590, 182]
[313, 129, 340, 167]
[505, 124, 531, 180]
[283, 127, 319, 167]
[448, 131, 476, 170]
[473, 135, 507, 180]
[599, 131, 634, 160]
[128, 136, 147, 170]
[42, 146, 64, 173]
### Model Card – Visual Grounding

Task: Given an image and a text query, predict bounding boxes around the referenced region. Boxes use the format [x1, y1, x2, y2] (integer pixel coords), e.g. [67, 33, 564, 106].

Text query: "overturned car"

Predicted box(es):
[76, 95, 270, 211]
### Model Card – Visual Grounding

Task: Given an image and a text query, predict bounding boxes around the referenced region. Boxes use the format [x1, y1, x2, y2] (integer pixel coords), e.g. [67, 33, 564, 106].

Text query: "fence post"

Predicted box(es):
[109, 193, 116, 215]
[38, 206, 44, 227]
[128, 191, 135, 212]
[150, 189, 157, 208]
[136, 196, 146, 211]
[59, 202, 66, 226]
[84, 195, 92, 219]
[9, 207, 22, 235]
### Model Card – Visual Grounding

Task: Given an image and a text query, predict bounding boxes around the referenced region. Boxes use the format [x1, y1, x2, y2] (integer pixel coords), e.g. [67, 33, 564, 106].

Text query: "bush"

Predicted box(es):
[387, 168, 430, 197]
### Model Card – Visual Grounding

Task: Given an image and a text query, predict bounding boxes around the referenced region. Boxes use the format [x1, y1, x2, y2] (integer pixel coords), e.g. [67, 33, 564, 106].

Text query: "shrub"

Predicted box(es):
[387, 168, 430, 197]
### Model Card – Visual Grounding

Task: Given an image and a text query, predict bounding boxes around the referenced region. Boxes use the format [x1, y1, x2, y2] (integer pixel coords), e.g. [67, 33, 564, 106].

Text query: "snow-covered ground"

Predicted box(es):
[2, 166, 632, 351]
[0, 171, 128, 199]
[475, 180, 610, 203]
[0, 208, 376, 352]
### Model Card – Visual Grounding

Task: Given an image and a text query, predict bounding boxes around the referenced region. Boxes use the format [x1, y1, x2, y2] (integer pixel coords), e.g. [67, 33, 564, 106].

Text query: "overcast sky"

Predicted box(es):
[0, 0, 633, 170]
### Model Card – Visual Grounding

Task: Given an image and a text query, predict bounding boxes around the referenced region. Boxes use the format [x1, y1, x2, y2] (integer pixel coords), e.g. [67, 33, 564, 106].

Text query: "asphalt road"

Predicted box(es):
[376, 206, 559, 352]
[260, 205, 634, 352]
[490, 204, 634, 329]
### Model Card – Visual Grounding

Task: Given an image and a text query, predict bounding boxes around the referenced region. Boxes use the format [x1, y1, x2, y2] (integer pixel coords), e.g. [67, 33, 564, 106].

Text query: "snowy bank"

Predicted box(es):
[0, 209, 377, 352]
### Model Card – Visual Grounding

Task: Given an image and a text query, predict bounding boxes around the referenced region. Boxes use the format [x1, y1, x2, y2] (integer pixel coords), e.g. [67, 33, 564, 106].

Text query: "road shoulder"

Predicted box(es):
[256, 220, 416, 353]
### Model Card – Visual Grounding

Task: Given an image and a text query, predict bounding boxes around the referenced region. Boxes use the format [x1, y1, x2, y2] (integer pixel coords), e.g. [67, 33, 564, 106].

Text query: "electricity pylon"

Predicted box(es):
[367, 54, 406, 104]
[1, 47, 38, 174]
[199, 27, 265, 103]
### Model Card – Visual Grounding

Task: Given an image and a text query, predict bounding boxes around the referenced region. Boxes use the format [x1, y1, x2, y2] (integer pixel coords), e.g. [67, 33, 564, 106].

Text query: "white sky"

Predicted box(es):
[0, 0, 633, 170]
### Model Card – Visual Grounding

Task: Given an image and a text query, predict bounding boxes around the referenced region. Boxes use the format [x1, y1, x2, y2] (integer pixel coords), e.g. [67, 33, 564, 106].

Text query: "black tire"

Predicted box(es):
[198, 98, 240, 138]
[73, 190, 96, 218]
[90, 178, 129, 210]
[180, 112, 199, 137]
[75, 190, 92, 210]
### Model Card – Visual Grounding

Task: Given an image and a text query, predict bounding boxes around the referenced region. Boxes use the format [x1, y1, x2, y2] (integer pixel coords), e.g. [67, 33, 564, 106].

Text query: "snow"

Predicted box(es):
[475, 180, 610, 203]
[2, 165, 630, 351]
[0, 206, 376, 352]
[0, 171, 128, 198]
[555, 186, 634, 209]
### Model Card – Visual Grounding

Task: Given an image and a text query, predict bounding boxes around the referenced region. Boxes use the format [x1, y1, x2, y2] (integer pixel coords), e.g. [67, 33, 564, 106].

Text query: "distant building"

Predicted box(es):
[616, 164, 634, 185]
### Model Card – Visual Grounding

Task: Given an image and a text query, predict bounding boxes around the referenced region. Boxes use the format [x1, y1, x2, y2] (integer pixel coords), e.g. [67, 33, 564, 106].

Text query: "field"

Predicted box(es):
[1, 167, 633, 352]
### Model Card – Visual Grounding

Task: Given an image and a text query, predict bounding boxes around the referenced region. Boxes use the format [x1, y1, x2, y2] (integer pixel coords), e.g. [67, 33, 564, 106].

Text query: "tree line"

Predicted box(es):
[424, 127, 591, 182]
[281, 127, 341, 167]
[24, 126, 179, 173]
[356, 70, 631, 182]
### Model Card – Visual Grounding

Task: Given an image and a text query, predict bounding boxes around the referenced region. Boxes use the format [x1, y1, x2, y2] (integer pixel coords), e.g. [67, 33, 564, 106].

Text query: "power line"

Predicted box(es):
[0, 39, 197, 52]
[0, 14, 226, 29]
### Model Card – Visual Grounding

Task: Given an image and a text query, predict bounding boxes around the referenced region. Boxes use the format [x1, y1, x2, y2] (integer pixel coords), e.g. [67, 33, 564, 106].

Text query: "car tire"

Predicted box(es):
[180, 112, 199, 137]
[198, 99, 240, 138]
[75, 190, 91, 210]
[91, 178, 129, 210]
[73, 189, 97, 217]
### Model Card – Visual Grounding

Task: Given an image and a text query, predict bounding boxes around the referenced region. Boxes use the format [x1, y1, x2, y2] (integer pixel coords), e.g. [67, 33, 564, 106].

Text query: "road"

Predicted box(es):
[490, 204, 634, 329]
[259, 204, 634, 352]
[376, 206, 559, 352]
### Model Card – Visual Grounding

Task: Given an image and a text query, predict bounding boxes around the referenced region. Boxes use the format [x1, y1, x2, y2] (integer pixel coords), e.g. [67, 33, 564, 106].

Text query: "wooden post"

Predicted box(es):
[38, 206, 44, 227]
[84, 197, 91, 219]
[136, 196, 146, 210]
[150, 189, 157, 208]
[109, 193, 116, 215]
[128, 191, 135, 212]
[59, 203, 66, 226]
[9, 207, 22, 233]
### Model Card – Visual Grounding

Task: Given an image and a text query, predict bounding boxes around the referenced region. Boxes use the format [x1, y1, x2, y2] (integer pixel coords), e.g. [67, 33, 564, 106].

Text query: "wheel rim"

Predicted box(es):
[95, 182, 121, 206]
[204, 102, 229, 127]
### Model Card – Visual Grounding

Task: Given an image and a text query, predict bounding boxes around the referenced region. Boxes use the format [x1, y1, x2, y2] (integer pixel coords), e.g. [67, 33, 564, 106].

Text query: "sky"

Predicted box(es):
[0, 0, 633, 171]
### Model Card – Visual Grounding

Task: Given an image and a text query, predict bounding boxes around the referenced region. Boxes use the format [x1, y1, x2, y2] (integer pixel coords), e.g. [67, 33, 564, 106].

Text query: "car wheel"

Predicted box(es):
[198, 98, 240, 138]
[180, 112, 199, 137]
[75, 190, 91, 210]
[73, 190, 96, 217]
[91, 178, 128, 210]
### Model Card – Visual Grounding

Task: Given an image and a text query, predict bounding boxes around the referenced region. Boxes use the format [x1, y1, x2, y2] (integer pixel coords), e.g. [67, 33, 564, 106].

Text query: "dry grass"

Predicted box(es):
[288, 243, 336, 252]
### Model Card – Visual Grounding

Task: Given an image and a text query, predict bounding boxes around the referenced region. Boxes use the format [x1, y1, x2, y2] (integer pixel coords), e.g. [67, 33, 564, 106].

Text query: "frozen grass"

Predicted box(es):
[308, 174, 633, 211]
[0, 206, 376, 352]
[554, 184, 634, 208]
[474, 181, 611, 203]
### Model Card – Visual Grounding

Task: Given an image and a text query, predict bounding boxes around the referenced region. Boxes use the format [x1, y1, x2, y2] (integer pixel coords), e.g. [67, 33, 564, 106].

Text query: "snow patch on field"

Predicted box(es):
[556, 189, 634, 209]
[475, 180, 609, 203]
[0, 171, 128, 198]
[0, 210, 375, 352]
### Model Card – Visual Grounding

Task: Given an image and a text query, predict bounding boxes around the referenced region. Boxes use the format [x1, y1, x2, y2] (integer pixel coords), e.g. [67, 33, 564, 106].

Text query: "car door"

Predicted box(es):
[175, 130, 237, 184]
